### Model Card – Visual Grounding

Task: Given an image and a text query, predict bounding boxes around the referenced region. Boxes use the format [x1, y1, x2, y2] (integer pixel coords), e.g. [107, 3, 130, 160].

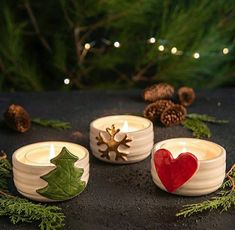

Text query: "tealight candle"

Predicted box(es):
[24, 144, 57, 165]
[90, 115, 154, 164]
[151, 138, 226, 196]
[12, 141, 89, 202]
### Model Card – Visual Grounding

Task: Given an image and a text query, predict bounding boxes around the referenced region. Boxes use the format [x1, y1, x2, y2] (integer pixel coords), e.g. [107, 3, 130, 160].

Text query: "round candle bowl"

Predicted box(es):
[12, 141, 89, 202]
[90, 115, 154, 164]
[151, 138, 226, 196]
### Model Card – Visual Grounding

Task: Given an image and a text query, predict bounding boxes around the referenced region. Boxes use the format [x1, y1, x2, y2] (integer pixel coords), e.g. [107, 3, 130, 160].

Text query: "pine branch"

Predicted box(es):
[176, 164, 235, 217]
[187, 114, 229, 124]
[24, 0, 51, 52]
[182, 118, 211, 138]
[0, 152, 11, 192]
[0, 7, 42, 91]
[0, 195, 65, 230]
[32, 118, 71, 130]
[182, 113, 229, 138]
[176, 191, 235, 217]
[0, 154, 65, 229]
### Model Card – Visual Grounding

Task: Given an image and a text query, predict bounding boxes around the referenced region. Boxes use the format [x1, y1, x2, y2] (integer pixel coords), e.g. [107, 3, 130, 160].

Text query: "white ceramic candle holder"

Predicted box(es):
[12, 141, 89, 202]
[90, 115, 154, 164]
[151, 138, 226, 196]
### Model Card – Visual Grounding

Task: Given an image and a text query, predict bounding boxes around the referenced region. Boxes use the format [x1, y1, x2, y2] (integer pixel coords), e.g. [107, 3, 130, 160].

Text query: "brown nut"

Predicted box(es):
[4, 104, 31, 133]
[143, 83, 174, 102]
[178, 87, 195, 106]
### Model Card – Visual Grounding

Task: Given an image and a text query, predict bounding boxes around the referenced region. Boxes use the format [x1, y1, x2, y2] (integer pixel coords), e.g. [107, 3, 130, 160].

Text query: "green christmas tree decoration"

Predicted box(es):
[37, 147, 86, 201]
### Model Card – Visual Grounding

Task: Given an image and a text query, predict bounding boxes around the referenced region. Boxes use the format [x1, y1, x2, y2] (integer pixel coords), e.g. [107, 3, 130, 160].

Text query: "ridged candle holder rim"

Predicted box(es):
[90, 115, 153, 134]
[152, 137, 226, 163]
[12, 141, 89, 169]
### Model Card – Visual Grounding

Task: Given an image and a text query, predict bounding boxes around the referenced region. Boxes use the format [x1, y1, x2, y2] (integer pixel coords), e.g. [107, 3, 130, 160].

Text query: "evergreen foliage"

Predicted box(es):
[0, 0, 235, 91]
[0, 156, 65, 229]
[0, 157, 11, 191]
[182, 117, 211, 138]
[176, 190, 235, 217]
[187, 114, 229, 124]
[182, 113, 229, 138]
[32, 118, 71, 130]
[0, 196, 65, 230]
[176, 164, 235, 217]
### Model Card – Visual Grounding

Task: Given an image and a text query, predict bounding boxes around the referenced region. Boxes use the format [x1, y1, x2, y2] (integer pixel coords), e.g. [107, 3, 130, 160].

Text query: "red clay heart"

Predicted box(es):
[154, 149, 198, 193]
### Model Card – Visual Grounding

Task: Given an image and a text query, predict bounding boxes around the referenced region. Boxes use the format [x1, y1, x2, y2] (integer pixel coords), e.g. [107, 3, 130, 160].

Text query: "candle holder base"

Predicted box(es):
[12, 141, 89, 202]
[151, 138, 226, 196]
[90, 115, 154, 164]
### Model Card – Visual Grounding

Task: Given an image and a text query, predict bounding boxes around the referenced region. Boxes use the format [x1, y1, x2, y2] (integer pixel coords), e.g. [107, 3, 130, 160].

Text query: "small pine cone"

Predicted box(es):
[160, 104, 187, 127]
[178, 86, 195, 106]
[144, 100, 175, 121]
[4, 104, 31, 133]
[0, 150, 7, 160]
[143, 83, 175, 102]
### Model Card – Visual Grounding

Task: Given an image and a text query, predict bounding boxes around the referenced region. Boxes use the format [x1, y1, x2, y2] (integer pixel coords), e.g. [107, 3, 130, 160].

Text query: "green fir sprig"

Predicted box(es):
[0, 195, 65, 230]
[0, 155, 65, 229]
[187, 114, 229, 124]
[181, 113, 229, 138]
[182, 118, 211, 138]
[0, 151, 11, 192]
[176, 164, 235, 217]
[32, 118, 71, 130]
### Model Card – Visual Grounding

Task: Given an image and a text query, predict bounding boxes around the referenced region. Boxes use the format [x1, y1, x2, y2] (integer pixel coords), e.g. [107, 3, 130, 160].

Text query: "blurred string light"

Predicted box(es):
[222, 47, 229, 55]
[81, 37, 234, 59]
[171, 47, 177, 54]
[84, 43, 91, 50]
[158, 45, 164, 51]
[64, 78, 70, 85]
[148, 37, 156, 44]
[65, 38, 233, 85]
[113, 41, 121, 48]
[83, 41, 96, 50]
[193, 52, 200, 59]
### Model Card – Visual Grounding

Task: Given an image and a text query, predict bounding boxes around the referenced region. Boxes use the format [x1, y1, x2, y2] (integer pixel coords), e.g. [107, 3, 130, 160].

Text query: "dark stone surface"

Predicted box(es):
[0, 89, 234, 230]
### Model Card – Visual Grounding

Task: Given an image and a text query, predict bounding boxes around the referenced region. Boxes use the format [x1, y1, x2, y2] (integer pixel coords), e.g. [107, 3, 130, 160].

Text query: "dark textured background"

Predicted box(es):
[0, 89, 234, 230]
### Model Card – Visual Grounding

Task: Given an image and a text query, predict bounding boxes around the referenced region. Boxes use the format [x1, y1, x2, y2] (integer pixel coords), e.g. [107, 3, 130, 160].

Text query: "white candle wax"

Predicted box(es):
[96, 117, 150, 133]
[22, 143, 86, 166]
[161, 141, 221, 160]
[100, 121, 140, 132]
[120, 121, 137, 132]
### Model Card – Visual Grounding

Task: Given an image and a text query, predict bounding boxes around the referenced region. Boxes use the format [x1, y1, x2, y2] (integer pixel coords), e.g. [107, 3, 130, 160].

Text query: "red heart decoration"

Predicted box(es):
[154, 149, 198, 193]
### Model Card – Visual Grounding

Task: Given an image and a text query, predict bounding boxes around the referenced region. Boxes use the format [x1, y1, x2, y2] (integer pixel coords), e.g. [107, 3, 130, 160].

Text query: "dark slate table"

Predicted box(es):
[0, 89, 234, 230]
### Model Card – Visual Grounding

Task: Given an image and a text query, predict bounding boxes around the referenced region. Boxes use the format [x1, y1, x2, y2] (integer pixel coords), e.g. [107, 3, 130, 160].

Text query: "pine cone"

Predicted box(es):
[178, 86, 195, 106]
[0, 150, 7, 160]
[160, 104, 187, 127]
[143, 83, 175, 102]
[144, 100, 175, 121]
[4, 104, 31, 133]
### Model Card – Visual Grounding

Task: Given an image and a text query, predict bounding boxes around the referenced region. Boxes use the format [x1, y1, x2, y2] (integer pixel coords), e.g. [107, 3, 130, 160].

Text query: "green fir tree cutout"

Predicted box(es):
[37, 147, 86, 200]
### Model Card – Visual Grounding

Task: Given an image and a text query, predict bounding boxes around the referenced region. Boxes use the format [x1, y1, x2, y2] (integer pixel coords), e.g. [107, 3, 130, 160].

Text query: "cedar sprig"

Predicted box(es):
[182, 113, 228, 138]
[0, 152, 11, 192]
[182, 118, 211, 138]
[32, 118, 71, 130]
[187, 114, 229, 124]
[0, 195, 65, 230]
[176, 191, 235, 217]
[176, 164, 235, 217]
[0, 155, 65, 229]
